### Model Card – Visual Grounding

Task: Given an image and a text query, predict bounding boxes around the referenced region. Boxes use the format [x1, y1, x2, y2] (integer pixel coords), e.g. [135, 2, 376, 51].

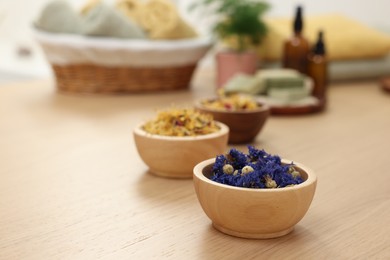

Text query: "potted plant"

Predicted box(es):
[191, 0, 270, 88]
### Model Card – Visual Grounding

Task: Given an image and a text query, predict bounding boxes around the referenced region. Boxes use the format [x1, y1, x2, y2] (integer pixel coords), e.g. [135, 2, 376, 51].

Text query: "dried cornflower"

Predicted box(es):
[211, 146, 304, 189]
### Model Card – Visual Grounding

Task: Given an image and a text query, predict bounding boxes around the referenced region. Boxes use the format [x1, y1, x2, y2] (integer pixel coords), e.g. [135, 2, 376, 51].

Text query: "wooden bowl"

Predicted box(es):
[195, 100, 270, 144]
[381, 76, 390, 93]
[193, 158, 317, 239]
[133, 122, 229, 178]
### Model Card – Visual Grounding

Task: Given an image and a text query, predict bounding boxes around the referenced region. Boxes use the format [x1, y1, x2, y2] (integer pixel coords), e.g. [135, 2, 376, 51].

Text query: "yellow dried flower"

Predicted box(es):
[143, 108, 220, 136]
[288, 166, 301, 178]
[223, 164, 234, 175]
[201, 94, 259, 111]
[241, 165, 254, 175]
[264, 175, 277, 188]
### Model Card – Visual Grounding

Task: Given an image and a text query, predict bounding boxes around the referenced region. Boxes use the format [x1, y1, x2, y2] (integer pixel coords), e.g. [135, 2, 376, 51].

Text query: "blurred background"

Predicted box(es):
[1, 0, 390, 83]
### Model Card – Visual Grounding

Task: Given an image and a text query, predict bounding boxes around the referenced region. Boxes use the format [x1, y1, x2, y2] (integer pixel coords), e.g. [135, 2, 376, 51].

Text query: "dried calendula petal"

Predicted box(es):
[202, 94, 259, 111]
[143, 108, 220, 136]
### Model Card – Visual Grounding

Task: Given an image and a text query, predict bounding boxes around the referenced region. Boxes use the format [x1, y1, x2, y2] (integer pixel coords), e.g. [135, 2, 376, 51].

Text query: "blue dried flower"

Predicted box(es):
[211, 146, 304, 188]
[227, 148, 248, 169]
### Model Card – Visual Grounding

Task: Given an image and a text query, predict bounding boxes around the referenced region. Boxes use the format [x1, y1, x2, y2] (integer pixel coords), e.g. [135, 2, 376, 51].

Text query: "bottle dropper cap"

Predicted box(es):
[313, 30, 326, 55]
[293, 6, 303, 33]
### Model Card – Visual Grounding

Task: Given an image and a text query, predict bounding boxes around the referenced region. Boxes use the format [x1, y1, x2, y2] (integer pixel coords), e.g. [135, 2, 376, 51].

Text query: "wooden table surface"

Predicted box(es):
[1, 69, 390, 259]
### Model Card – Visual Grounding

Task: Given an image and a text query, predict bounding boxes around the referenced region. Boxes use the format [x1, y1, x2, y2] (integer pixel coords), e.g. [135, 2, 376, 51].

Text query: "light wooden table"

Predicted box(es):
[1, 69, 390, 259]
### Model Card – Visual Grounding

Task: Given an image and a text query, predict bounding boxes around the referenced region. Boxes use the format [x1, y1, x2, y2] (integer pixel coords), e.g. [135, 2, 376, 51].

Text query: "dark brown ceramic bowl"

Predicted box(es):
[195, 99, 270, 144]
[381, 77, 390, 93]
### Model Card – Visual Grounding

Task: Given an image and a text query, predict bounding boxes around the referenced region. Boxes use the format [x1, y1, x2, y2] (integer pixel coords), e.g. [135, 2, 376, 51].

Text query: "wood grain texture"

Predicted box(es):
[0, 70, 390, 259]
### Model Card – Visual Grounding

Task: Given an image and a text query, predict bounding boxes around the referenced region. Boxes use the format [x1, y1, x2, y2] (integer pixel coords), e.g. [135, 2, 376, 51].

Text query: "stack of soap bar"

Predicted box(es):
[224, 74, 264, 95]
[267, 82, 311, 102]
[223, 69, 312, 103]
[256, 69, 311, 101]
[256, 69, 304, 91]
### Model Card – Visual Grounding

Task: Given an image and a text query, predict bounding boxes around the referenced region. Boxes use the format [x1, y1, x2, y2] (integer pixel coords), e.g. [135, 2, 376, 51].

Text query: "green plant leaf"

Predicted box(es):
[190, 0, 270, 51]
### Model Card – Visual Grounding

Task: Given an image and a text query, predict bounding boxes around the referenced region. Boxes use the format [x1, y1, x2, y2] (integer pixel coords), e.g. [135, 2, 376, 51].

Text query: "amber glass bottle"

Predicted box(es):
[282, 6, 310, 75]
[308, 30, 328, 106]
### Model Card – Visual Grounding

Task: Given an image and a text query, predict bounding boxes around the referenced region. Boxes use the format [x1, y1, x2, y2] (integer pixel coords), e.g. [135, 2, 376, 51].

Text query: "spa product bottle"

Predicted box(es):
[308, 30, 328, 106]
[283, 6, 310, 75]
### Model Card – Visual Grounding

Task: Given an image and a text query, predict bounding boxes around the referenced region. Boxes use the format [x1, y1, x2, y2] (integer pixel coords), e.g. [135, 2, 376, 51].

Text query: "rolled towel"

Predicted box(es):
[82, 3, 146, 38]
[34, 0, 83, 34]
[138, 0, 197, 39]
[80, 0, 101, 15]
[116, 0, 143, 25]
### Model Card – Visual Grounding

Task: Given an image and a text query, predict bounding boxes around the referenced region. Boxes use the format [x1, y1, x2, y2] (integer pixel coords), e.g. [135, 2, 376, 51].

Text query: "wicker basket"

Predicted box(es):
[35, 30, 212, 93]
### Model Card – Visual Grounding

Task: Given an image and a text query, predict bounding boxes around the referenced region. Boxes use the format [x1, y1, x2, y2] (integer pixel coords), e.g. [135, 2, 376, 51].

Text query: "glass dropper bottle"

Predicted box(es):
[282, 6, 310, 75]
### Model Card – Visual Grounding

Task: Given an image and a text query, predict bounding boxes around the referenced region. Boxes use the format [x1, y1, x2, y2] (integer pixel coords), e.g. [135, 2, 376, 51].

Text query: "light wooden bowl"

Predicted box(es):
[133, 122, 229, 178]
[195, 99, 270, 144]
[193, 158, 317, 239]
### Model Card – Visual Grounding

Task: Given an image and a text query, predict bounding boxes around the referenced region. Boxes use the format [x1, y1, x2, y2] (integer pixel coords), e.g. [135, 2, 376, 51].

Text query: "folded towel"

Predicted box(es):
[34, 0, 83, 34]
[258, 14, 390, 61]
[82, 3, 146, 39]
[137, 0, 197, 39]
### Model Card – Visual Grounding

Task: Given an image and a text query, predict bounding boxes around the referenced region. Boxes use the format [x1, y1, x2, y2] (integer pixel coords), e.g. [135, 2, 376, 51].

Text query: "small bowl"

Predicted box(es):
[195, 99, 270, 144]
[133, 122, 229, 178]
[193, 158, 317, 239]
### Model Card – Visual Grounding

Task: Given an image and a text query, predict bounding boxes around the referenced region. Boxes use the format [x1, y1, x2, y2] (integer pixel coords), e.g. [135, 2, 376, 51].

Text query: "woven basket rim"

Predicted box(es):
[33, 28, 214, 51]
